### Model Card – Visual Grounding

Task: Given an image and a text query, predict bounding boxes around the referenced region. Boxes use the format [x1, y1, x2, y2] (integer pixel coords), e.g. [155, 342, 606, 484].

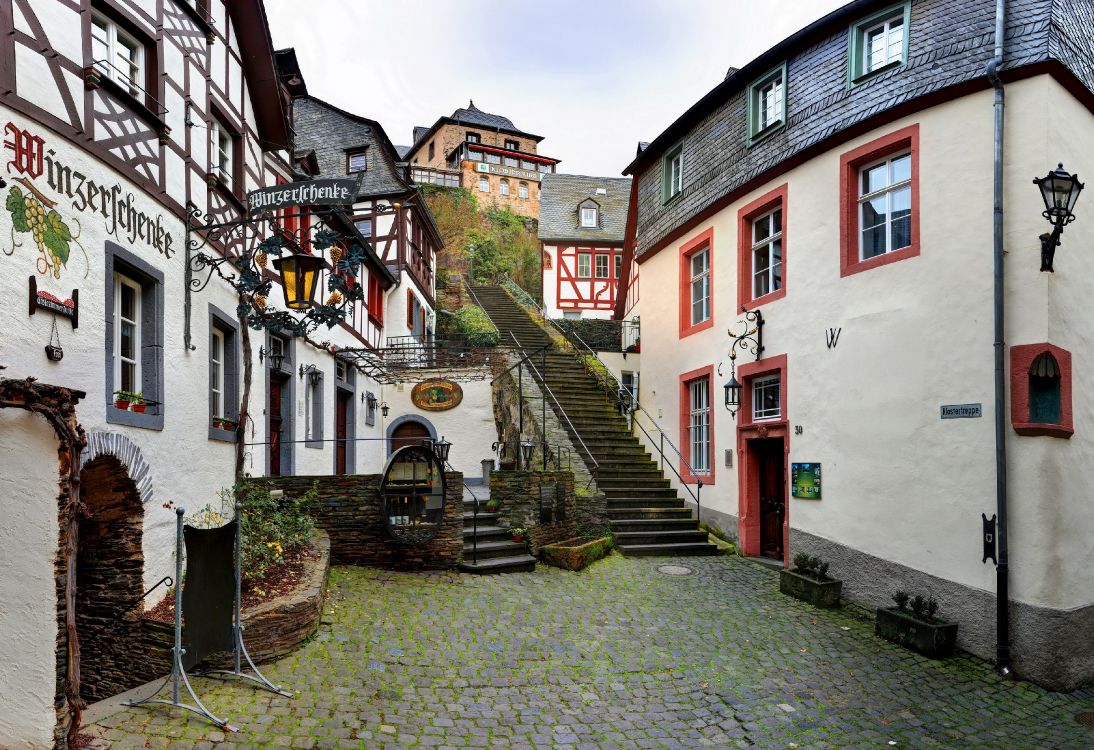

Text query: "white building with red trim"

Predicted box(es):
[538, 174, 632, 320]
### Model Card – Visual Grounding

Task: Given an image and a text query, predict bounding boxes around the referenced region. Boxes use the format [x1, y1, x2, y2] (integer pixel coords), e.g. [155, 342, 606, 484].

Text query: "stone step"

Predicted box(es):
[607, 497, 685, 509]
[611, 517, 702, 532]
[600, 486, 682, 499]
[598, 478, 672, 490]
[462, 511, 501, 525]
[615, 542, 718, 557]
[606, 507, 694, 520]
[462, 525, 511, 540]
[613, 530, 710, 545]
[463, 539, 528, 559]
[459, 554, 538, 574]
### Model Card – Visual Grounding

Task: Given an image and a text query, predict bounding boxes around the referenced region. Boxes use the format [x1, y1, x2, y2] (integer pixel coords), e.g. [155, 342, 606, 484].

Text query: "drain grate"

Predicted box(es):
[657, 564, 696, 577]
[1076, 712, 1094, 728]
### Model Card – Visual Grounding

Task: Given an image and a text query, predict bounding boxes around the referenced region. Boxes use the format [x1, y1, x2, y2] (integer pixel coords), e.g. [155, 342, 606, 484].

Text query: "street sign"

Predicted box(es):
[940, 403, 982, 419]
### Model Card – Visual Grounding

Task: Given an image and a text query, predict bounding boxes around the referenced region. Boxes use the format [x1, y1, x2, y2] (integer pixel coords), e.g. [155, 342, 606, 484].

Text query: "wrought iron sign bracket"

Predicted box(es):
[723, 307, 765, 419]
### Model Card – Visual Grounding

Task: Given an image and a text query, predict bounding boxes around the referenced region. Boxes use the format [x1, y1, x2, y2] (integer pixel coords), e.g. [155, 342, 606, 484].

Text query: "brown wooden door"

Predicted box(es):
[756, 438, 785, 560]
[269, 377, 284, 476]
[335, 390, 351, 474]
[391, 420, 430, 453]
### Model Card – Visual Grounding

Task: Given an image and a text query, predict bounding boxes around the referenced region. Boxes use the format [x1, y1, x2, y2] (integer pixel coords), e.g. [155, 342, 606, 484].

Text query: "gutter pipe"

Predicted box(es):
[987, 0, 1013, 678]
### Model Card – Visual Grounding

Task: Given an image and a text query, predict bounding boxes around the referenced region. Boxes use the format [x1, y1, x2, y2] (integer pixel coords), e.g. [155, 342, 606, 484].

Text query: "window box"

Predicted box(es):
[848, 3, 910, 87]
[875, 607, 958, 659]
[747, 63, 787, 144]
[839, 125, 919, 277]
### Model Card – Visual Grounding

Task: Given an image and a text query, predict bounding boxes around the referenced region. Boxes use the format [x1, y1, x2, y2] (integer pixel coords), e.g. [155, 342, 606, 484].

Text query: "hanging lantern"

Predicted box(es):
[272, 253, 323, 310]
[520, 440, 535, 468]
[724, 372, 742, 415]
[1034, 163, 1084, 224]
[432, 436, 452, 463]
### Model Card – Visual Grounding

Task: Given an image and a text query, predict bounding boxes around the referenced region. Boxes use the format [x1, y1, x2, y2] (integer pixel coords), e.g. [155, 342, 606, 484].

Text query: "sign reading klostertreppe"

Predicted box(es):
[247, 176, 361, 215]
[940, 403, 982, 419]
[791, 463, 821, 499]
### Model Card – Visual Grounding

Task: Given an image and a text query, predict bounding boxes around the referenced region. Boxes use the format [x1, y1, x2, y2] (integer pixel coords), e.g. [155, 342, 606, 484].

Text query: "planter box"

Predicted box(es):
[541, 536, 612, 571]
[780, 568, 843, 608]
[875, 607, 958, 659]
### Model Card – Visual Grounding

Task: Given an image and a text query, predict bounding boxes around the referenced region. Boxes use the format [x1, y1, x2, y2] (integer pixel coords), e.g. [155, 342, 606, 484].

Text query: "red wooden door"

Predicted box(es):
[756, 438, 785, 560]
[335, 390, 350, 474]
[269, 377, 284, 476]
[391, 420, 430, 452]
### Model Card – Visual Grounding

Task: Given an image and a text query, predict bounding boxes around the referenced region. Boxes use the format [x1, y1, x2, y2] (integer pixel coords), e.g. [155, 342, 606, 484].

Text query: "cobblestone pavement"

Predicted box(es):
[90, 555, 1094, 749]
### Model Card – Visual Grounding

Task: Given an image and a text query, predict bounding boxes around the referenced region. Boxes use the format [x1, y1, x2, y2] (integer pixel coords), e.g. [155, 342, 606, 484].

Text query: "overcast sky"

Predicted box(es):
[265, 0, 847, 177]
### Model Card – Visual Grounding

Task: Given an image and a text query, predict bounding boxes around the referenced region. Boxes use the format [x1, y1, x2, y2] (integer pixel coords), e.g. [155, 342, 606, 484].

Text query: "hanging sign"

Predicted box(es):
[940, 403, 982, 419]
[28, 275, 78, 328]
[411, 379, 463, 411]
[791, 463, 821, 499]
[246, 175, 361, 215]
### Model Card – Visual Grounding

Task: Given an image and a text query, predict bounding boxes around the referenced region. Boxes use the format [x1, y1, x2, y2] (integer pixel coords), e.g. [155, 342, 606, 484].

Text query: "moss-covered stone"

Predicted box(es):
[541, 535, 613, 571]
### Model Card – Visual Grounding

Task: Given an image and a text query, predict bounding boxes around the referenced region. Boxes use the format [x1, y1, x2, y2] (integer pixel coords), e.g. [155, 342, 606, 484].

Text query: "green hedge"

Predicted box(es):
[453, 304, 500, 346]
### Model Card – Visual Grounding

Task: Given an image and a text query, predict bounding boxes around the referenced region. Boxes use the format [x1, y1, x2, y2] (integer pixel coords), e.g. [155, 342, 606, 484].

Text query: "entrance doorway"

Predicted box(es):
[77, 456, 145, 702]
[391, 419, 431, 452]
[752, 437, 785, 561]
[269, 374, 289, 475]
[335, 389, 352, 474]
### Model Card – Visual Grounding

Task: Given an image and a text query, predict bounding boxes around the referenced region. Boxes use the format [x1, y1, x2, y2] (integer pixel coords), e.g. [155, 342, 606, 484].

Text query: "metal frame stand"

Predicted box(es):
[124, 508, 239, 731]
[200, 500, 293, 697]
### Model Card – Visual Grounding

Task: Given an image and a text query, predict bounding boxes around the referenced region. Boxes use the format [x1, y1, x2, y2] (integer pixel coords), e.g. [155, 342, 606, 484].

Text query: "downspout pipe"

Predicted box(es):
[987, 0, 1013, 678]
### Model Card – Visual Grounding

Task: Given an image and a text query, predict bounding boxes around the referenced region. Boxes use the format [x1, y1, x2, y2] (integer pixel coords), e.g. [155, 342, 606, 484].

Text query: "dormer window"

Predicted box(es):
[747, 63, 786, 143]
[581, 207, 598, 228]
[466, 132, 481, 143]
[347, 149, 367, 174]
[91, 12, 145, 99]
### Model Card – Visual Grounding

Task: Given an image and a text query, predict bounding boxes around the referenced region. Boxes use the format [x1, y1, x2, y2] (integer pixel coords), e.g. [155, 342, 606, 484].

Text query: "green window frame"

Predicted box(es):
[848, 2, 911, 86]
[746, 63, 787, 145]
[662, 141, 684, 204]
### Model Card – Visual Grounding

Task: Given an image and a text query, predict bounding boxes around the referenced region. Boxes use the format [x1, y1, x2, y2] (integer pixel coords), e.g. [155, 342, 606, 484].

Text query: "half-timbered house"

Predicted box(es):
[539, 174, 631, 320]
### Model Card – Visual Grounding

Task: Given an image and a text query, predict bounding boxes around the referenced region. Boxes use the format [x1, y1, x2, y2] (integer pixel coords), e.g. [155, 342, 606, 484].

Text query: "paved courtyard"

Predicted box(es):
[90, 555, 1093, 749]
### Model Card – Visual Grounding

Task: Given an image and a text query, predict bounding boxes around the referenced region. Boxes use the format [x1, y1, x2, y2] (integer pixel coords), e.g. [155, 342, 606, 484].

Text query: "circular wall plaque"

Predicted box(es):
[411, 379, 463, 411]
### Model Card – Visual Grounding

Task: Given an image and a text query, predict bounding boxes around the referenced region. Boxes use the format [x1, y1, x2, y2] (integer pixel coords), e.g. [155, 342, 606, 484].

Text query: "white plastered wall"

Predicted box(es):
[634, 77, 1093, 613]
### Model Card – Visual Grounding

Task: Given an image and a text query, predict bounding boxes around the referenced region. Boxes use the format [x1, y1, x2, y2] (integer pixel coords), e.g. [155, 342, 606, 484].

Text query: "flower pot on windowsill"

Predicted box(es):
[131, 402, 147, 414]
[779, 568, 843, 608]
[875, 607, 958, 659]
[114, 399, 131, 411]
[212, 418, 224, 430]
[83, 66, 102, 90]
[205, 172, 219, 187]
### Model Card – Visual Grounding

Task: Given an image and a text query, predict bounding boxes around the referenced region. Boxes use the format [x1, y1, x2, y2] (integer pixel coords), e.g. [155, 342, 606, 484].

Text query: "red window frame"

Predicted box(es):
[678, 365, 715, 485]
[678, 228, 714, 339]
[839, 124, 920, 277]
[1010, 343, 1073, 438]
[737, 184, 788, 310]
[367, 273, 383, 326]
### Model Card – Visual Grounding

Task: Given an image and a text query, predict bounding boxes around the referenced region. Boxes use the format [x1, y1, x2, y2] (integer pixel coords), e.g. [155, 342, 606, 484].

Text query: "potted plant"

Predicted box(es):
[876, 592, 958, 659]
[780, 553, 842, 608]
[511, 526, 527, 543]
[130, 392, 147, 413]
[220, 417, 236, 431]
[113, 390, 133, 410]
[484, 498, 500, 514]
[212, 415, 224, 429]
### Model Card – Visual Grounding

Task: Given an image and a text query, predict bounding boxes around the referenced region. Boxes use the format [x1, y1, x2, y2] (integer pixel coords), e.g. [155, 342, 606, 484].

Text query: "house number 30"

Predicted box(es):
[795, 425, 803, 435]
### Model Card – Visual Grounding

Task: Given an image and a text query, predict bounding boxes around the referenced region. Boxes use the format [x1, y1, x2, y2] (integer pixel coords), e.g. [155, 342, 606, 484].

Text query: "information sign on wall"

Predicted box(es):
[791, 463, 821, 499]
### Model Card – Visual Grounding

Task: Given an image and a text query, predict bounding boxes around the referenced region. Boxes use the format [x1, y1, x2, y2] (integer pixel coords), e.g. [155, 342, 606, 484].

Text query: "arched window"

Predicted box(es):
[499, 178, 510, 196]
[1029, 352, 1061, 424]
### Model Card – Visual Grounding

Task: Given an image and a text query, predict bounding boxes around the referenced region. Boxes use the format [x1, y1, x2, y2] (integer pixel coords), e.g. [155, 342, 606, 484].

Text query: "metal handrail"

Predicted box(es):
[490, 341, 552, 383]
[508, 332, 600, 485]
[629, 403, 701, 517]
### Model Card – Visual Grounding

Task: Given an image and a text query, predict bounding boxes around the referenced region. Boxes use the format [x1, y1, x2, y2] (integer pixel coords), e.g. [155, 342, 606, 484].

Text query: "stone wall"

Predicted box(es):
[255, 472, 464, 571]
[489, 470, 575, 555]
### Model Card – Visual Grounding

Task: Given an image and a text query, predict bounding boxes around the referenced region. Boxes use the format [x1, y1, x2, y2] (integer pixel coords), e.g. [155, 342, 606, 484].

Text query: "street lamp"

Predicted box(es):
[272, 252, 324, 309]
[1033, 163, 1084, 272]
[723, 370, 742, 417]
[380, 401, 390, 418]
[520, 440, 535, 469]
[432, 436, 452, 463]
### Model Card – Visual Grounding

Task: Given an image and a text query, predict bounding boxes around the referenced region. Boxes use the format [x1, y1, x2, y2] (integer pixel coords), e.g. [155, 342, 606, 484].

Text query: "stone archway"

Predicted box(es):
[80, 432, 155, 506]
[387, 414, 437, 455]
[75, 455, 145, 702]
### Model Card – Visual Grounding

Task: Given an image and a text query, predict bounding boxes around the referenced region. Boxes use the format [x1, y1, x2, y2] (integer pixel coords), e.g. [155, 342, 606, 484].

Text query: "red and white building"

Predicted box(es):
[539, 174, 632, 320]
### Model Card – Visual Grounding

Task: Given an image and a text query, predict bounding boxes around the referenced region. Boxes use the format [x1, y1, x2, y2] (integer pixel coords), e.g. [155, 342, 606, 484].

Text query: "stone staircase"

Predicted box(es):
[472, 285, 716, 557]
[458, 501, 537, 574]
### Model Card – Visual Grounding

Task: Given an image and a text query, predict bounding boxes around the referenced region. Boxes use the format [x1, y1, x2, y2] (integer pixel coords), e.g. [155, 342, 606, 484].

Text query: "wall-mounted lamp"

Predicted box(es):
[363, 391, 377, 409]
[299, 363, 321, 385]
[380, 401, 389, 418]
[432, 436, 452, 463]
[258, 345, 287, 371]
[1034, 162, 1084, 272]
[723, 307, 764, 419]
[520, 440, 535, 469]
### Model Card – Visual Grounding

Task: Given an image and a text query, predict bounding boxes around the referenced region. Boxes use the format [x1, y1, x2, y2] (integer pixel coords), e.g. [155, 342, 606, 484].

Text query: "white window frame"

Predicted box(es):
[335, 360, 347, 382]
[751, 207, 783, 299]
[113, 273, 142, 395]
[499, 179, 510, 196]
[862, 11, 905, 74]
[688, 378, 711, 475]
[577, 253, 591, 278]
[614, 253, 623, 279]
[210, 327, 224, 418]
[212, 119, 233, 185]
[348, 151, 367, 173]
[355, 219, 372, 238]
[594, 254, 609, 279]
[757, 77, 783, 131]
[752, 374, 781, 422]
[689, 247, 710, 327]
[581, 207, 598, 228]
[857, 151, 912, 261]
[664, 145, 683, 202]
[479, 176, 490, 193]
[518, 182, 529, 199]
[91, 13, 144, 98]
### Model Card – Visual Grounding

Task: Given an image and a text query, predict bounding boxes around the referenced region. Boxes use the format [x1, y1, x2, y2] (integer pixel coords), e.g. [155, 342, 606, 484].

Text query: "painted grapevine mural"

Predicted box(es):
[7, 179, 85, 279]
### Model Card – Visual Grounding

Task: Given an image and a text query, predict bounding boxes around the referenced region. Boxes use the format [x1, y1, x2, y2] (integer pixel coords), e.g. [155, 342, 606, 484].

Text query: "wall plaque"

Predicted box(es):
[941, 403, 982, 419]
[791, 463, 821, 499]
[246, 175, 361, 215]
[28, 275, 77, 328]
[411, 379, 463, 411]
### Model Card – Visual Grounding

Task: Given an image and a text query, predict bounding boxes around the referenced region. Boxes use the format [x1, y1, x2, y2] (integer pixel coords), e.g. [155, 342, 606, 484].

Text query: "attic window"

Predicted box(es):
[505, 139, 519, 150]
[466, 132, 480, 143]
[348, 150, 367, 173]
[595, 188, 607, 196]
[581, 207, 598, 228]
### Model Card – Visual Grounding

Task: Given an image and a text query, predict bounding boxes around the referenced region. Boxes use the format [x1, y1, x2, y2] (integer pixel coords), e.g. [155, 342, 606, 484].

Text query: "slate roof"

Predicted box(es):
[450, 101, 517, 131]
[394, 145, 411, 159]
[292, 96, 409, 198]
[413, 126, 430, 143]
[538, 174, 631, 244]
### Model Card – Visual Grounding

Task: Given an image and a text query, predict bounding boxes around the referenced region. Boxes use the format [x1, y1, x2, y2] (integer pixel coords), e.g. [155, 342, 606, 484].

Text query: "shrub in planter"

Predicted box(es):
[541, 536, 612, 571]
[780, 553, 843, 608]
[875, 592, 958, 659]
